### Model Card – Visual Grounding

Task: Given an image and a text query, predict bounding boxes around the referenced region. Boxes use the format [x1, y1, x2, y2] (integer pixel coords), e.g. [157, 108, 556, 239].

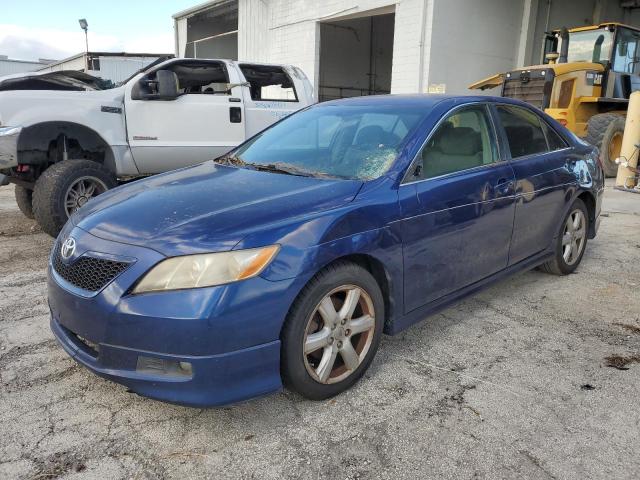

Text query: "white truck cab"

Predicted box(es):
[0, 58, 314, 236]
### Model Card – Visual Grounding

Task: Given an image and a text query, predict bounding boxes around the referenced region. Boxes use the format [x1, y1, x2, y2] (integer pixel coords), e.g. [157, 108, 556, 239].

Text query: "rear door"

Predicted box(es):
[397, 103, 516, 312]
[124, 60, 246, 174]
[237, 63, 309, 138]
[492, 104, 577, 264]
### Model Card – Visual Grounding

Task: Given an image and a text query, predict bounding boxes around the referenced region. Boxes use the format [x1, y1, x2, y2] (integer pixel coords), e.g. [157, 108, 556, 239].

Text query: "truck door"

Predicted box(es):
[236, 63, 311, 138]
[124, 59, 246, 174]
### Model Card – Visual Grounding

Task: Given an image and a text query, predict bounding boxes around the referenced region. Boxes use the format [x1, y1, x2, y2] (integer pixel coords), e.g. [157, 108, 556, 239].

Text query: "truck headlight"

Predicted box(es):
[133, 245, 279, 293]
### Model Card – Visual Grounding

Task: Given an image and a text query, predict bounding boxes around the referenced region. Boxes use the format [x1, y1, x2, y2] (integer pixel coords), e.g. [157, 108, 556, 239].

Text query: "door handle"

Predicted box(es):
[493, 178, 514, 196]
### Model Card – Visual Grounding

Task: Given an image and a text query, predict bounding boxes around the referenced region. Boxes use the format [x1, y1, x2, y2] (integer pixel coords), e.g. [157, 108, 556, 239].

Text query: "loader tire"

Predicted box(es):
[585, 113, 626, 177]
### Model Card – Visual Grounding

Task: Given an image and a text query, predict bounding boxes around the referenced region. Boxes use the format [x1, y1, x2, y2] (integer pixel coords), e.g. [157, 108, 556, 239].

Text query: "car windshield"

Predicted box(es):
[226, 104, 426, 180]
[564, 29, 613, 63]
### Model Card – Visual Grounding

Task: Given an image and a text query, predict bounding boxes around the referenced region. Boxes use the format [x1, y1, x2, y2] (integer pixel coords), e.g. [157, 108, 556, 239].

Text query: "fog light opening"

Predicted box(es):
[136, 356, 193, 378]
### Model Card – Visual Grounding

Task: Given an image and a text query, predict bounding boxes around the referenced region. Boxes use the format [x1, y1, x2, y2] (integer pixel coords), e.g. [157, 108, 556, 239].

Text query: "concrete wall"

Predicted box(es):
[427, 0, 526, 95]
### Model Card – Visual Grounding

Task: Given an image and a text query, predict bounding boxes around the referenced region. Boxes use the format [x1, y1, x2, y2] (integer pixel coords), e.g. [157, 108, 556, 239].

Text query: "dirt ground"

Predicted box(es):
[1, 181, 639, 480]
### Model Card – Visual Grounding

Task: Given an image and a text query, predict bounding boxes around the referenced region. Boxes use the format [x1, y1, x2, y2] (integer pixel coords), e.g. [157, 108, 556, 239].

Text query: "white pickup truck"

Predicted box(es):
[0, 58, 314, 236]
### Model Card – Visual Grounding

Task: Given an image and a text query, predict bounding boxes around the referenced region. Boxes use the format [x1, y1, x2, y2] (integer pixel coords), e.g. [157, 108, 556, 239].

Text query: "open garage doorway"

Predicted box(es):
[318, 11, 395, 102]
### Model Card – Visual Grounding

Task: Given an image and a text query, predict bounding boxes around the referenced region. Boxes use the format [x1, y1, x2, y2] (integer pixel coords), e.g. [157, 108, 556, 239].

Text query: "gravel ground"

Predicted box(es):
[1, 181, 639, 480]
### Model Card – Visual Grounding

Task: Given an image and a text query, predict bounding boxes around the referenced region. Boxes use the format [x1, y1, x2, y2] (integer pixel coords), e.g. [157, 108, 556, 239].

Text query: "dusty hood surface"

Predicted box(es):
[74, 161, 363, 256]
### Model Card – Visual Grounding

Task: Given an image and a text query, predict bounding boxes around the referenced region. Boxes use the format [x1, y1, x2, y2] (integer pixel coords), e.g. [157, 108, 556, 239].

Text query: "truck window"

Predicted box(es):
[239, 64, 298, 102]
[168, 61, 230, 95]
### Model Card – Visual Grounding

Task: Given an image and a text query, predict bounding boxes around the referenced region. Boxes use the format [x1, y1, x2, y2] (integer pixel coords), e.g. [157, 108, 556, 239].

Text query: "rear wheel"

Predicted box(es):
[33, 160, 116, 237]
[585, 113, 626, 177]
[540, 198, 589, 275]
[14, 185, 34, 219]
[281, 262, 384, 400]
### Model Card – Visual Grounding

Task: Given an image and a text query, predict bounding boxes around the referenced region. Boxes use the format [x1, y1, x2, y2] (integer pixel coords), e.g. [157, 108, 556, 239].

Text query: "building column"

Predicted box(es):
[517, 0, 539, 68]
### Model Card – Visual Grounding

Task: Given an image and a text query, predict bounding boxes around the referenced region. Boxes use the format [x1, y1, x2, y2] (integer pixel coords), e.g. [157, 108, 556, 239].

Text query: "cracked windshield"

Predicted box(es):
[228, 105, 425, 180]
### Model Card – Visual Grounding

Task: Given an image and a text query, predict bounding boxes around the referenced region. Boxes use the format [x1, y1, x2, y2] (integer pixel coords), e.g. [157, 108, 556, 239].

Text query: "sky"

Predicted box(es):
[1, 0, 199, 61]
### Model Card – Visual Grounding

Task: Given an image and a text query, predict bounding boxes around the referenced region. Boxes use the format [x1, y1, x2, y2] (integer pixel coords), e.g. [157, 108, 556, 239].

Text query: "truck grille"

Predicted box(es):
[502, 69, 554, 110]
[52, 246, 130, 292]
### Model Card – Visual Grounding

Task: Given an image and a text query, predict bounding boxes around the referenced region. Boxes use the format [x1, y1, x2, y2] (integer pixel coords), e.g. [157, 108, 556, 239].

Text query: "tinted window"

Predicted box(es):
[541, 121, 568, 151]
[416, 105, 497, 179]
[497, 105, 549, 158]
[232, 105, 425, 180]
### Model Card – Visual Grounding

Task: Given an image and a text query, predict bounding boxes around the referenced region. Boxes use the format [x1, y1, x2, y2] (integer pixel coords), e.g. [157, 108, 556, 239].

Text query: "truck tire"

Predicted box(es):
[585, 113, 626, 177]
[32, 160, 117, 237]
[14, 185, 34, 219]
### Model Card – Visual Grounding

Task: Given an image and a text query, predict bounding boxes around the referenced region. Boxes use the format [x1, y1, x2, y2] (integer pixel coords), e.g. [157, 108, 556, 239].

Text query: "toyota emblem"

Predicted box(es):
[60, 237, 76, 260]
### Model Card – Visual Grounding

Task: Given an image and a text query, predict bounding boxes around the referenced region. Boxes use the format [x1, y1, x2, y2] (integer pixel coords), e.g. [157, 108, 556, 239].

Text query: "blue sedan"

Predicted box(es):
[48, 95, 604, 406]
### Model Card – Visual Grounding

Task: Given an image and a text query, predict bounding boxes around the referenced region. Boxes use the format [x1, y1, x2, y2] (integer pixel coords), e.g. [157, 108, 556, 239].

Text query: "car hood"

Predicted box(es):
[0, 70, 107, 91]
[74, 161, 363, 256]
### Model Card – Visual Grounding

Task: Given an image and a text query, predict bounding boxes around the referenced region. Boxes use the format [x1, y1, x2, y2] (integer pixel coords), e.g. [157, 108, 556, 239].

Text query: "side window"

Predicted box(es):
[497, 105, 549, 158]
[613, 28, 640, 75]
[416, 105, 497, 180]
[239, 64, 298, 102]
[169, 62, 230, 95]
[541, 121, 568, 151]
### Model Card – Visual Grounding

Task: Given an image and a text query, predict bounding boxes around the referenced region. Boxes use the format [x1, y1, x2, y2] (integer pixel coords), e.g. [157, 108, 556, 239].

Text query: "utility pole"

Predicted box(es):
[78, 19, 89, 71]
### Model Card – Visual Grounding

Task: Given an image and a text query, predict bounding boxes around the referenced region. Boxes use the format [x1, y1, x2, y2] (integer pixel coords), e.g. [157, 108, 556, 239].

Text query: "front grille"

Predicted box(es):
[52, 246, 130, 292]
[502, 69, 554, 110]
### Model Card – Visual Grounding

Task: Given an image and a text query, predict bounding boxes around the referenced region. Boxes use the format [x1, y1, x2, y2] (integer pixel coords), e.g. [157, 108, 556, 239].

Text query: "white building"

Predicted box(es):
[173, 0, 640, 100]
[0, 56, 53, 76]
[36, 52, 172, 84]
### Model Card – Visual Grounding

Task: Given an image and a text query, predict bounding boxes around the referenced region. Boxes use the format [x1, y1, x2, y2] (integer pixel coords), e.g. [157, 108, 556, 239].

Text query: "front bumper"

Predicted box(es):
[0, 126, 21, 168]
[48, 225, 306, 407]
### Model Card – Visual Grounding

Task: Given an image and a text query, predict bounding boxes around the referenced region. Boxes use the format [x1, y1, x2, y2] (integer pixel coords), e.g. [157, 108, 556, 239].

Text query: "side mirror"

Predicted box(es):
[131, 69, 179, 100]
[156, 70, 179, 100]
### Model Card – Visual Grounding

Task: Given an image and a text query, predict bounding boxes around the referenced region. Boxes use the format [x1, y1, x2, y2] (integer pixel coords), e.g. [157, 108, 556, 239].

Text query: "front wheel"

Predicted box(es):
[540, 198, 589, 275]
[281, 262, 384, 400]
[32, 160, 117, 237]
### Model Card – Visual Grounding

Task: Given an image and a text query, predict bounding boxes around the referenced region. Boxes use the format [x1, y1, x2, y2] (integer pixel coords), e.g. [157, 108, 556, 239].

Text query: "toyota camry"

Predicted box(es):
[48, 95, 604, 406]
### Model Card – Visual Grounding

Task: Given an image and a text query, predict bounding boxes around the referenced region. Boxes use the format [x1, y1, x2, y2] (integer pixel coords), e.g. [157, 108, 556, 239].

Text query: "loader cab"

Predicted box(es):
[544, 23, 640, 99]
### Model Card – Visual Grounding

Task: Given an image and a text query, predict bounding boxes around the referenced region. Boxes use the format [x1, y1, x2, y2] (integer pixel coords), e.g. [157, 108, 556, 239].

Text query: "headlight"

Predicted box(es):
[133, 245, 279, 293]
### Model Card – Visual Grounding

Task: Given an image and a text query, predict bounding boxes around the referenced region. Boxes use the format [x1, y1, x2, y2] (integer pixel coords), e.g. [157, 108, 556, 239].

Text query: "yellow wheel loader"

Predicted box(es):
[470, 22, 640, 177]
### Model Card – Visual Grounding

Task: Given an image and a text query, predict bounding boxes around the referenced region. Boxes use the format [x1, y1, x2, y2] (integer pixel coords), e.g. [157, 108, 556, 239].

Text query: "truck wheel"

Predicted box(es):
[14, 185, 34, 219]
[585, 113, 626, 177]
[32, 160, 117, 237]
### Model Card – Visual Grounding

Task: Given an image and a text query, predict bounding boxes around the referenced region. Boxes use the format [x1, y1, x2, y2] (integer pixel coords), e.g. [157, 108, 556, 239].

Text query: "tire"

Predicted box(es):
[539, 198, 589, 275]
[281, 261, 385, 400]
[14, 185, 34, 219]
[585, 113, 626, 177]
[32, 160, 117, 237]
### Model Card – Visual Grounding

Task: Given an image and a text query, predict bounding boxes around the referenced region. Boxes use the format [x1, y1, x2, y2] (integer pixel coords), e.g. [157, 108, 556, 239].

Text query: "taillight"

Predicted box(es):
[557, 119, 568, 127]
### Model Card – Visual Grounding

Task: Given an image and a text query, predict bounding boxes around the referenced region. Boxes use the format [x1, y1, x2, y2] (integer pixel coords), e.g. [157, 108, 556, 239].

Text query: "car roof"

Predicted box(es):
[318, 94, 533, 109]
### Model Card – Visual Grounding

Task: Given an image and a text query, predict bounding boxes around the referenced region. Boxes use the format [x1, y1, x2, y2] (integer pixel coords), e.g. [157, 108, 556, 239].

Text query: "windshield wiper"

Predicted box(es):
[214, 158, 333, 179]
[250, 162, 334, 178]
[214, 154, 247, 167]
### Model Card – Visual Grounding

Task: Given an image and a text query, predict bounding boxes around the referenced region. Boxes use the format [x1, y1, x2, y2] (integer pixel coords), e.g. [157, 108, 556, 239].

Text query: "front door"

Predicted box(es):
[397, 104, 516, 313]
[124, 60, 246, 174]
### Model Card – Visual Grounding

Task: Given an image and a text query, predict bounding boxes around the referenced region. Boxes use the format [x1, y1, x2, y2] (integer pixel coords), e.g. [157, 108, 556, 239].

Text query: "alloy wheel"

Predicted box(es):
[562, 209, 586, 265]
[64, 176, 108, 217]
[303, 285, 376, 384]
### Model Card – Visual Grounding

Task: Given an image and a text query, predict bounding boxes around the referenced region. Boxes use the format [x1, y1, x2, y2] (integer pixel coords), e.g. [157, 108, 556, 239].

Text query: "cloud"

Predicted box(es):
[0, 24, 173, 62]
